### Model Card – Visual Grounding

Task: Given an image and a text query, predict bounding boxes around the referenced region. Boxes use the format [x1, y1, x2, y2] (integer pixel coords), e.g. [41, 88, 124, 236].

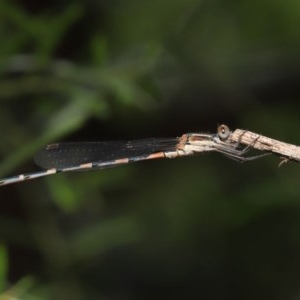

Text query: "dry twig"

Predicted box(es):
[229, 128, 300, 165]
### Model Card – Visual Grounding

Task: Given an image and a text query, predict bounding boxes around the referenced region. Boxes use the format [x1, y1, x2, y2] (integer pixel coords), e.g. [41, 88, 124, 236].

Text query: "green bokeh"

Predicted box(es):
[0, 0, 300, 299]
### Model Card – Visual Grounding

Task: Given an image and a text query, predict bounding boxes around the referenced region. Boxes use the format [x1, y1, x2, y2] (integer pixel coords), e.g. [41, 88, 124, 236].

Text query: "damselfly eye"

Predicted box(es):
[217, 124, 230, 140]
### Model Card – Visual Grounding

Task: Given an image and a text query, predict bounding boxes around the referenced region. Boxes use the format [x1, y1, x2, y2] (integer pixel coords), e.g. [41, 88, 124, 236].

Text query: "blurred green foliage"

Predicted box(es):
[0, 0, 300, 299]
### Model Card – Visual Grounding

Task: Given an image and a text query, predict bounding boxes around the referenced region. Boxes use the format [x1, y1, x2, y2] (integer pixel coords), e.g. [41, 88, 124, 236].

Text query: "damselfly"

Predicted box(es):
[0, 125, 263, 186]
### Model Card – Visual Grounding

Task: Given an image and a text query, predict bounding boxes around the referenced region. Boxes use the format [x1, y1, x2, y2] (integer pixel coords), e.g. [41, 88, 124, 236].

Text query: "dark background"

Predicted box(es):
[1, 0, 300, 299]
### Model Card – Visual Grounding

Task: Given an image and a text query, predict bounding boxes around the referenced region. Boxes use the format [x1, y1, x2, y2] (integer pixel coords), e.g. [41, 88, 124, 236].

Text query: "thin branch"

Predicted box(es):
[229, 128, 300, 164]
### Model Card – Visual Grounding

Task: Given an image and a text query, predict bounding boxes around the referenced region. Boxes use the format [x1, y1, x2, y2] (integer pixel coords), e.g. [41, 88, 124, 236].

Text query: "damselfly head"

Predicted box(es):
[217, 124, 231, 140]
